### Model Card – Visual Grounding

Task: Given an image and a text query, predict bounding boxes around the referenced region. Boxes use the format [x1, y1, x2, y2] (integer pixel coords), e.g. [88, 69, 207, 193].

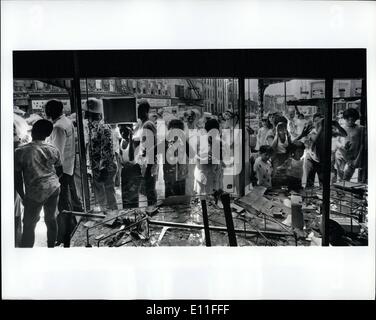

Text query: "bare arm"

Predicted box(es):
[271, 130, 278, 150]
[311, 121, 324, 145]
[293, 122, 314, 142]
[294, 105, 303, 117]
[332, 120, 347, 137]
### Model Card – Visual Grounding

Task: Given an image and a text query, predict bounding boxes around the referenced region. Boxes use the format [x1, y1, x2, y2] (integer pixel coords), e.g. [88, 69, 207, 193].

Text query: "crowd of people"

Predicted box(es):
[13, 98, 366, 248]
[250, 106, 366, 192]
[13, 98, 239, 247]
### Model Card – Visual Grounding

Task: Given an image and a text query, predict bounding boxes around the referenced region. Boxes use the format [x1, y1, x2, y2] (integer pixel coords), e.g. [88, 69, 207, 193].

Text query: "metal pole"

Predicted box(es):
[284, 80, 287, 114]
[360, 78, 367, 126]
[322, 77, 333, 246]
[200, 199, 211, 246]
[248, 79, 250, 107]
[232, 79, 235, 110]
[215, 78, 217, 114]
[221, 192, 237, 246]
[239, 77, 246, 197]
[258, 80, 264, 118]
[359, 78, 367, 183]
[73, 52, 90, 211]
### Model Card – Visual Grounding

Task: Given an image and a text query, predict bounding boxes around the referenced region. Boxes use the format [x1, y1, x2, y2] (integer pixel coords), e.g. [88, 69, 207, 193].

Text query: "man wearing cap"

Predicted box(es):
[45, 99, 78, 247]
[84, 98, 118, 211]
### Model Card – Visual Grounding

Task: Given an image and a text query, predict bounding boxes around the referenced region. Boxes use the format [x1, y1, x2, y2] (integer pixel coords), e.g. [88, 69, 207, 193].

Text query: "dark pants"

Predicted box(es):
[56, 174, 77, 247]
[165, 179, 185, 198]
[249, 154, 258, 187]
[69, 174, 83, 212]
[92, 169, 118, 210]
[15, 192, 23, 247]
[271, 152, 289, 174]
[121, 163, 142, 208]
[114, 152, 121, 187]
[21, 188, 60, 248]
[144, 165, 157, 206]
[305, 155, 323, 188]
[15, 216, 22, 247]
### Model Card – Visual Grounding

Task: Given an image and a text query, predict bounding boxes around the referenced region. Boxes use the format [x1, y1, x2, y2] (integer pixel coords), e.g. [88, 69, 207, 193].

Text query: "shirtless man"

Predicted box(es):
[335, 108, 366, 181]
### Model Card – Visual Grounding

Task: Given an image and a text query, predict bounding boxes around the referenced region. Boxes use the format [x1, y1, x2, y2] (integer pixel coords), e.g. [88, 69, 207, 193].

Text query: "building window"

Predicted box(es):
[175, 85, 184, 98]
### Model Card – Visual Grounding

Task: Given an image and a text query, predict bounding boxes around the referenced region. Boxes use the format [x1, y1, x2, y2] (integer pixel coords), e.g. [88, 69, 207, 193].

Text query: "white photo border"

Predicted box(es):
[1, 0, 375, 300]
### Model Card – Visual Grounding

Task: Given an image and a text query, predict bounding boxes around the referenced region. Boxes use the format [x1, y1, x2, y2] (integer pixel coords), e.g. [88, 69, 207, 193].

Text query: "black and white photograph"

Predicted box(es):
[11, 72, 369, 248]
[2, 0, 375, 301]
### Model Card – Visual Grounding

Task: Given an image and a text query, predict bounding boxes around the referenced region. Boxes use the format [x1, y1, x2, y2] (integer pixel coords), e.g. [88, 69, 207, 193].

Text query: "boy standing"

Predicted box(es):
[253, 145, 274, 189]
[14, 120, 62, 248]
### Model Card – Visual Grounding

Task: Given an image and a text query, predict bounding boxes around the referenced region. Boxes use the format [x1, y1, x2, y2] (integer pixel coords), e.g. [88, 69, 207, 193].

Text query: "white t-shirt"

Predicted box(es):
[276, 134, 289, 154]
[256, 127, 273, 150]
[112, 126, 122, 154]
[287, 118, 299, 139]
[305, 129, 320, 163]
[253, 156, 272, 188]
[295, 118, 307, 136]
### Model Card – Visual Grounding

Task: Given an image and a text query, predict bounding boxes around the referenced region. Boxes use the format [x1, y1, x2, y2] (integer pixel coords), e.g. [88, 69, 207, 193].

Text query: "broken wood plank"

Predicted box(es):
[230, 203, 245, 213]
[148, 219, 291, 237]
[62, 210, 106, 219]
[157, 227, 170, 245]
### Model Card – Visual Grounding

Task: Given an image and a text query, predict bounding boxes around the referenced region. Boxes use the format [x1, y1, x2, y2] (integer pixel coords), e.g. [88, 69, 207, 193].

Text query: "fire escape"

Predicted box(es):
[185, 79, 204, 106]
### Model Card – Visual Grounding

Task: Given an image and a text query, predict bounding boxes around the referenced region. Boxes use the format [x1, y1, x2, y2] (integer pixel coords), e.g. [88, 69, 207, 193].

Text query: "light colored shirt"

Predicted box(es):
[276, 134, 289, 154]
[194, 134, 223, 194]
[14, 141, 61, 203]
[112, 126, 122, 154]
[295, 119, 307, 136]
[87, 120, 117, 173]
[305, 129, 320, 163]
[336, 124, 365, 165]
[287, 118, 299, 139]
[47, 115, 75, 175]
[256, 127, 273, 150]
[286, 158, 303, 179]
[253, 156, 272, 188]
[139, 120, 158, 176]
[120, 139, 136, 164]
